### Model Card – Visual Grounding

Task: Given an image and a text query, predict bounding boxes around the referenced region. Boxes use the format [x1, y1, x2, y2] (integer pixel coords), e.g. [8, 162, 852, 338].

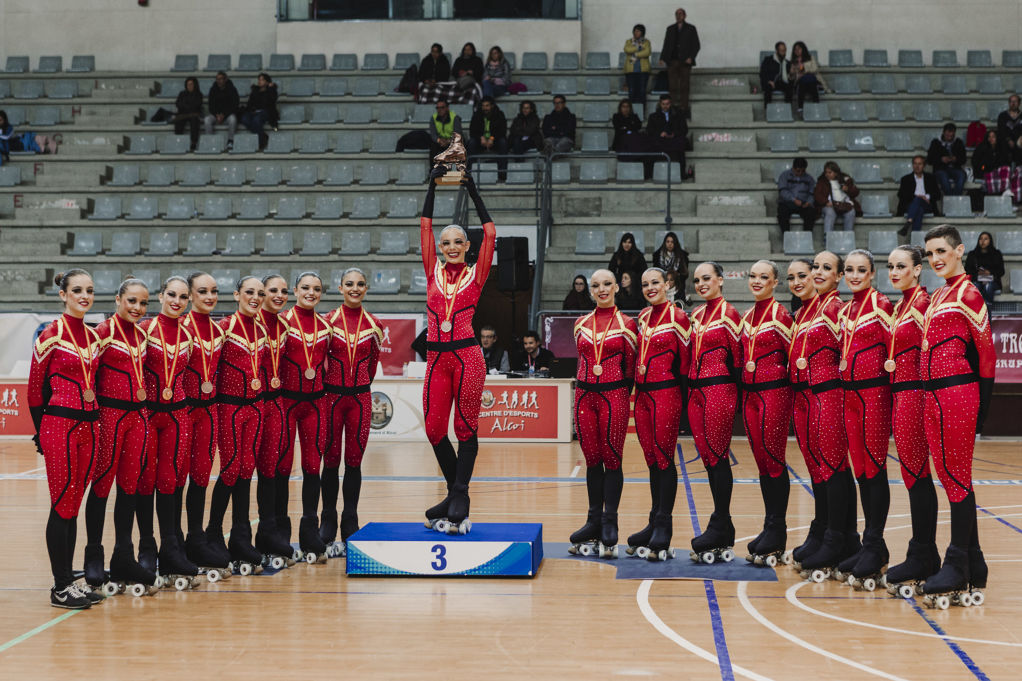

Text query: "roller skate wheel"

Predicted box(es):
[626, 546, 638, 556]
[667, 548, 676, 559]
[720, 548, 735, 563]
[636, 546, 650, 559]
[971, 590, 985, 606]
[612, 546, 619, 559]
[291, 548, 303, 562]
[657, 550, 670, 562]
[879, 574, 889, 588]
[811, 569, 826, 583]
[102, 582, 119, 597]
[434, 519, 449, 533]
[845, 574, 855, 586]
[781, 552, 793, 565]
[579, 543, 594, 557]
[239, 562, 253, 576]
[156, 575, 167, 589]
[207, 569, 222, 583]
[765, 554, 778, 568]
[172, 576, 188, 591]
[936, 595, 950, 610]
[305, 553, 317, 564]
[898, 584, 914, 599]
[129, 583, 146, 597]
[701, 551, 715, 565]
[270, 556, 285, 570]
[863, 577, 876, 592]
[458, 519, 472, 535]
[598, 544, 609, 559]
[959, 592, 973, 607]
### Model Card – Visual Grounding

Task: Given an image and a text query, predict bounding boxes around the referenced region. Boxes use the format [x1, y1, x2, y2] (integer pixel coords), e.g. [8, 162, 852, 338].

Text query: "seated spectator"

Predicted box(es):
[813, 161, 860, 232]
[897, 155, 942, 236]
[562, 274, 595, 311]
[789, 41, 827, 111]
[926, 123, 967, 197]
[0, 109, 57, 161]
[608, 232, 648, 281]
[652, 231, 690, 304]
[467, 96, 508, 177]
[964, 231, 1005, 306]
[482, 46, 512, 99]
[509, 100, 543, 155]
[204, 71, 240, 150]
[174, 77, 203, 151]
[759, 41, 792, 106]
[542, 94, 576, 154]
[419, 43, 451, 88]
[972, 129, 1020, 201]
[512, 330, 556, 375]
[452, 42, 484, 91]
[776, 157, 816, 232]
[615, 271, 645, 310]
[479, 325, 510, 373]
[644, 93, 687, 165]
[427, 99, 464, 163]
[241, 72, 278, 150]
[997, 94, 1022, 151]
[623, 24, 652, 105]
[611, 98, 643, 152]
[664, 270, 679, 303]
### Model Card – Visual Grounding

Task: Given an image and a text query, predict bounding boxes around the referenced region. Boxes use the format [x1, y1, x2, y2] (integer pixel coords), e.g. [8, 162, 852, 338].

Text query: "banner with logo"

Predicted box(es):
[993, 316, 1022, 383]
[478, 384, 561, 438]
[0, 381, 32, 437]
[373, 314, 424, 376]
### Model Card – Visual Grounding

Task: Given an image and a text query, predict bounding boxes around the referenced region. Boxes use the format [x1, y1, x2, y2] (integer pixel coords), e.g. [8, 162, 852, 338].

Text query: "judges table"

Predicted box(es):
[367, 376, 574, 442]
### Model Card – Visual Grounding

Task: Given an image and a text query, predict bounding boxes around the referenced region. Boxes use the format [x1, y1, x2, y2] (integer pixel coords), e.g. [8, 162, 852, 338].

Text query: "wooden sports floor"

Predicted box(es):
[1, 436, 1020, 680]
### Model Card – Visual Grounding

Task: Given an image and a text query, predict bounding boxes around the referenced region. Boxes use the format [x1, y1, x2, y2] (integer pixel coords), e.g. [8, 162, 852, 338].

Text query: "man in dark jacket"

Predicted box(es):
[479, 326, 510, 373]
[467, 96, 508, 177]
[759, 42, 791, 106]
[659, 7, 700, 117]
[542, 95, 576, 153]
[645, 93, 687, 164]
[897, 155, 943, 235]
[510, 331, 555, 375]
[776, 157, 815, 231]
[926, 122, 967, 196]
[996, 94, 1022, 149]
[419, 43, 451, 86]
[241, 72, 278, 149]
[204, 71, 240, 148]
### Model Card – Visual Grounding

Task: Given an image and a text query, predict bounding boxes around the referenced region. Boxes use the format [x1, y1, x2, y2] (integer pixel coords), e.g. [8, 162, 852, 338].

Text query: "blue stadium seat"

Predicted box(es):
[238, 54, 263, 71]
[147, 231, 179, 256]
[302, 231, 332, 255]
[802, 103, 830, 122]
[932, 50, 958, 67]
[205, 54, 231, 72]
[238, 196, 269, 220]
[230, 134, 260, 154]
[361, 164, 390, 185]
[275, 197, 306, 220]
[331, 54, 358, 71]
[223, 231, 255, 256]
[252, 164, 283, 186]
[298, 54, 326, 71]
[215, 164, 245, 186]
[553, 52, 579, 70]
[521, 53, 548, 70]
[378, 231, 409, 255]
[840, 101, 868, 122]
[884, 131, 914, 152]
[199, 197, 231, 220]
[828, 50, 854, 67]
[312, 196, 345, 220]
[378, 104, 407, 124]
[831, 74, 860, 95]
[36, 56, 62, 73]
[345, 104, 372, 124]
[1003, 51, 1022, 68]
[977, 76, 1004, 95]
[288, 164, 318, 186]
[941, 75, 967, 95]
[585, 52, 611, 70]
[876, 101, 904, 122]
[179, 165, 210, 187]
[13, 80, 44, 99]
[913, 101, 941, 122]
[172, 55, 198, 72]
[769, 131, 797, 152]
[4, 56, 29, 73]
[324, 162, 355, 186]
[584, 77, 611, 96]
[195, 134, 227, 155]
[69, 231, 103, 256]
[166, 197, 195, 221]
[69, 56, 95, 73]
[905, 75, 932, 94]
[808, 131, 836, 152]
[265, 132, 294, 154]
[898, 50, 924, 67]
[362, 53, 389, 70]
[90, 197, 123, 220]
[950, 101, 978, 122]
[335, 132, 364, 154]
[125, 196, 158, 220]
[766, 103, 793, 123]
[394, 53, 419, 70]
[864, 50, 889, 68]
[158, 134, 190, 155]
[551, 77, 577, 95]
[283, 78, 315, 97]
[279, 104, 305, 125]
[967, 50, 992, 68]
[369, 132, 399, 153]
[870, 74, 896, 94]
[298, 132, 329, 154]
[110, 231, 142, 256]
[321, 78, 346, 97]
[310, 104, 338, 124]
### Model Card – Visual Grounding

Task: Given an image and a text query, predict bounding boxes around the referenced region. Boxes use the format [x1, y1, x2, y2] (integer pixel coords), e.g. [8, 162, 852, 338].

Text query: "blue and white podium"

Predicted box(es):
[346, 523, 543, 577]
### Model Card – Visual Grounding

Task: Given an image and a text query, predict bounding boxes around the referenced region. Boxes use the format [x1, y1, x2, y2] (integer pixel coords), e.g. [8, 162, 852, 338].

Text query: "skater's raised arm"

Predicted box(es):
[462, 174, 496, 287]
[420, 167, 446, 276]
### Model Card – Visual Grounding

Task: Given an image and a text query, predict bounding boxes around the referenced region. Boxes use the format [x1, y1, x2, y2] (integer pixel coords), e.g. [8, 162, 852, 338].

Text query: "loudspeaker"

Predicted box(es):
[497, 237, 531, 292]
[465, 227, 484, 265]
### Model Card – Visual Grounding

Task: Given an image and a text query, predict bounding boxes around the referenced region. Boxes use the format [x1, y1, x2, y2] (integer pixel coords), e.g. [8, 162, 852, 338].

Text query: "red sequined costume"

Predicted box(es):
[255, 308, 290, 542]
[29, 314, 101, 590]
[323, 304, 382, 542]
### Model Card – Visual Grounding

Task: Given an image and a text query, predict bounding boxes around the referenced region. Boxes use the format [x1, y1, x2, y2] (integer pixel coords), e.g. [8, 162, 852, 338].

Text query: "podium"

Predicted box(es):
[346, 523, 543, 577]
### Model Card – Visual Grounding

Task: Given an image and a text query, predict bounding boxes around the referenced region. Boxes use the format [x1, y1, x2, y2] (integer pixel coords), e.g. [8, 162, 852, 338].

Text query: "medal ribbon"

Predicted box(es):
[789, 293, 825, 363]
[187, 311, 214, 385]
[295, 309, 321, 373]
[65, 317, 95, 395]
[743, 299, 777, 366]
[638, 304, 672, 369]
[840, 289, 875, 367]
[692, 297, 725, 360]
[921, 278, 965, 348]
[155, 318, 182, 400]
[338, 306, 366, 370]
[441, 266, 470, 330]
[887, 287, 922, 366]
[590, 307, 622, 372]
[234, 313, 260, 382]
[112, 314, 145, 394]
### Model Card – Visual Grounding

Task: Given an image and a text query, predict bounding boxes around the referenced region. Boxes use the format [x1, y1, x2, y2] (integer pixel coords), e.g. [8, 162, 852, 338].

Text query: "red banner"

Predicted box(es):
[542, 314, 582, 359]
[993, 316, 1022, 383]
[0, 382, 32, 436]
[374, 315, 422, 376]
[478, 384, 559, 438]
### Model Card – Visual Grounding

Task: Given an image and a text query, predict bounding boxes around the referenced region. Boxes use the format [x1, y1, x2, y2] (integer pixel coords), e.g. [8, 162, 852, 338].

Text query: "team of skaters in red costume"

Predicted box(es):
[30, 169, 993, 612]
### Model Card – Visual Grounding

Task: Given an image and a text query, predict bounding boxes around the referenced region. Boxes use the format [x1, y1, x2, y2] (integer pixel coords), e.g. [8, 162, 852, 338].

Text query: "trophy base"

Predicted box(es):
[436, 171, 466, 186]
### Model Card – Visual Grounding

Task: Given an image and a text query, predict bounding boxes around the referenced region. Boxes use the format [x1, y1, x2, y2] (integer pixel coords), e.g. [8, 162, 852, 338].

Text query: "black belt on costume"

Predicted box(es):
[634, 378, 683, 393]
[97, 395, 145, 412]
[891, 380, 925, 394]
[282, 389, 327, 402]
[810, 379, 843, 394]
[146, 399, 188, 413]
[426, 337, 479, 352]
[324, 384, 371, 397]
[925, 374, 978, 391]
[576, 379, 632, 392]
[688, 375, 735, 388]
[44, 405, 101, 422]
[185, 396, 217, 408]
[741, 378, 790, 392]
[841, 376, 889, 391]
[263, 390, 282, 401]
[790, 381, 809, 392]
[217, 394, 262, 407]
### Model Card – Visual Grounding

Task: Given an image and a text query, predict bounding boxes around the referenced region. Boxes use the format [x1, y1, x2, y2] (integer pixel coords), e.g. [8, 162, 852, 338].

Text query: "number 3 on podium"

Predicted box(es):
[431, 544, 447, 570]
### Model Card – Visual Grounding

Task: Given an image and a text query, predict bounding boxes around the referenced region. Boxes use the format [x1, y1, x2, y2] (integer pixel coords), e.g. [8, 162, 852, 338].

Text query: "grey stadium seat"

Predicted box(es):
[288, 164, 318, 186]
[852, 161, 882, 184]
[396, 163, 422, 185]
[90, 197, 123, 220]
[984, 196, 1014, 218]
[943, 196, 973, 218]
[653, 162, 682, 184]
[551, 77, 577, 95]
[581, 131, 609, 151]
[435, 195, 455, 219]
[362, 53, 389, 70]
[299, 54, 326, 71]
[215, 164, 246, 186]
[263, 232, 294, 255]
[238, 54, 263, 71]
[950, 101, 978, 122]
[932, 50, 958, 67]
[506, 162, 536, 185]
[279, 104, 305, 125]
[4, 56, 29, 73]
[30, 106, 60, 126]
[575, 230, 606, 255]
[1003, 51, 1022, 68]
[46, 80, 77, 99]
[210, 269, 241, 292]
[13, 80, 44, 99]
[284, 78, 315, 97]
[920, 270, 944, 291]
[36, 56, 62, 73]
[238, 196, 269, 220]
[585, 52, 611, 70]
[977, 76, 1004, 95]
[1011, 270, 1022, 294]
[521, 52, 548, 70]
[870, 74, 896, 94]
[378, 104, 407, 124]
[582, 102, 610, 122]
[275, 197, 306, 220]
[223, 231, 255, 256]
[828, 50, 854, 67]
[579, 160, 609, 183]
[265, 132, 294, 154]
[361, 164, 390, 185]
[179, 165, 211, 187]
[846, 131, 876, 152]
[350, 196, 381, 219]
[335, 132, 364, 154]
[312, 196, 343, 220]
[867, 231, 899, 255]
[230, 134, 260, 154]
[341, 231, 370, 255]
[388, 195, 419, 218]
[126, 134, 157, 155]
[941, 75, 967, 95]
[299, 132, 329, 154]
[551, 161, 571, 184]
[69, 231, 103, 256]
[331, 53, 358, 71]
[967, 50, 992, 68]
[302, 231, 332, 255]
[825, 232, 856, 255]
[860, 195, 892, 217]
[199, 197, 232, 220]
[783, 232, 814, 255]
[802, 103, 830, 122]
[325, 162, 355, 186]
[898, 50, 924, 67]
[196, 134, 227, 154]
[553, 52, 579, 70]
[159, 134, 190, 155]
[345, 104, 372, 124]
[69, 56, 95, 73]
[172, 55, 198, 72]
[321, 78, 347, 96]
[769, 131, 797, 152]
[913, 101, 941, 122]
[253, 164, 283, 186]
[147, 231, 179, 256]
[0, 166, 22, 186]
[766, 103, 793, 123]
[831, 74, 860, 94]
[840, 101, 868, 122]
[584, 77, 611, 96]
[393, 54, 419, 70]
[884, 131, 914, 152]
[475, 162, 498, 186]
[808, 131, 836, 152]
[409, 272, 428, 294]
[184, 232, 217, 255]
[372, 269, 401, 294]
[411, 104, 433, 124]
[876, 102, 904, 122]
[125, 196, 158, 220]
[110, 165, 140, 187]
[369, 132, 400, 153]
[93, 270, 122, 295]
[205, 54, 231, 72]
[310, 104, 338, 124]
[905, 75, 932, 94]
[110, 231, 142, 256]
[378, 231, 409, 255]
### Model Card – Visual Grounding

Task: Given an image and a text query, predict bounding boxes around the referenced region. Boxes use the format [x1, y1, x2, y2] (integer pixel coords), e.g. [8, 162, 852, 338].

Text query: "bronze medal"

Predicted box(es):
[136, 388, 147, 402]
[270, 377, 281, 389]
[440, 320, 453, 333]
[201, 381, 214, 394]
[637, 365, 646, 375]
[839, 360, 848, 372]
[795, 357, 808, 370]
[884, 359, 897, 373]
[921, 340, 929, 352]
[304, 368, 316, 380]
[250, 378, 262, 391]
[745, 361, 756, 373]
[162, 387, 174, 401]
[592, 365, 603, 376]
[83, 389, 96, 403]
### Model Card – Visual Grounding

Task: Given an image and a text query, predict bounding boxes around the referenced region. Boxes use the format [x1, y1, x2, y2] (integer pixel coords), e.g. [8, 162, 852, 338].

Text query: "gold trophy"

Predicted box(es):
[432, 132, 468, 186]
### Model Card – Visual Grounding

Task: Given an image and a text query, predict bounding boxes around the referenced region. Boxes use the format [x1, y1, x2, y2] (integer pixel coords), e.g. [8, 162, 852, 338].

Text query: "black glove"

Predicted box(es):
[977, 377, 994, 434]
[32, 433, 43, 455]
[428, 165, 447, 183]
[30, 406, 44, 455]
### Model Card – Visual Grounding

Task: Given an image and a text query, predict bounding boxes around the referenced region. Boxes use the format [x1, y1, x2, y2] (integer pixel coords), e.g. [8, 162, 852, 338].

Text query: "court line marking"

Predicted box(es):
[636, 581, 775, 681]
[784, 581, 1022, 648]
[569, 465, 581, 479]
[736, 581, 910, 681]
[978, 505, 1022, 535]
[906, 600, 991, 681]
[785, 464, 814, 497]
[0, 610, 80, 654]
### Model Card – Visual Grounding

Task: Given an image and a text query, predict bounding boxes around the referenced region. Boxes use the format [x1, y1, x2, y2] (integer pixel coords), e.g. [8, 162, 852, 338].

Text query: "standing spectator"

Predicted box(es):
[563, 275, 595, 311]
[204, 71, 240, 150]
[467, 96, 508, 179]
[644, 93, 687, 165]
[897, 155, 942, 236]
[511, 331, 555, 375]
[509, 100, 543, 155]
[615, 271, 645, 310]
[608, 232, 648, 281]
[419, 43, 451, 87]
[813, 161, 860, 231]
[452, 42, 484, 90]
[964, 231, 1005, 306]
[482, 46, 512, 99]
[972, 129, 1019, 201]
[542, 94, 576, 154]
[174, 77, 203, 151]
[659, 7, 700, 118]
[427, 99, 464, 164]
[241, 73, 278, 150]
[479, 325, 510, 373]
[652, 231, 690, 304]
[776, 157, 816, 232]
[926, 122, 967, 197]
[623, 24, 652, 106]
[611, 99, 643, 152]
[759, 41, 791, 106]
[997, 94, 1022, 150]
[789, 41, 827, 111]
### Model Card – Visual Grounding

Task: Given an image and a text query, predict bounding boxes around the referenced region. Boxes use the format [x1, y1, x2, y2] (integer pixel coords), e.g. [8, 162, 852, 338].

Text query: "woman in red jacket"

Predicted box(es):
[628, 268, 690, 561]
[323, 268, 383, 552]
[687, 262, 743, 562]
[741, 261, 795, 567]
[882, 245, 939, 597]
[83, 277, 159, 596]
[29, 270, 102, 608]
[920, 225, 996, 608]
[570, 269, 638, 558]
[420, 169, 495, 534]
